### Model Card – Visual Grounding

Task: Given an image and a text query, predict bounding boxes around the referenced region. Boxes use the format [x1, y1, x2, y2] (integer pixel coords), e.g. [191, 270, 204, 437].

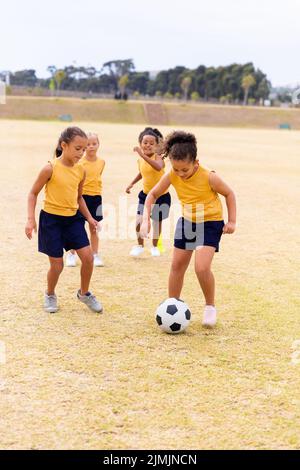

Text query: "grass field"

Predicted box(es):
[2, 96, 300, 129]
[1, 120, 300, 449]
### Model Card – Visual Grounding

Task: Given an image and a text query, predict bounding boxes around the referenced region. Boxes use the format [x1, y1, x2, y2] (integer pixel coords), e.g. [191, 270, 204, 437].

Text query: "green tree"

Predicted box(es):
[49, 78, 55, 96]
[47, 65, 57, 78]
[128, 72, 149, 95]
[191, 91, 200, 101]
[241, 74, 256, 105]
[118, 74, 129, 98]
[10, 70, 38, 87]
[54, 70, 66, 94]
[255, 78, 271, 101]
[181, 75, 192, 101]
[102, 59, 135, 90]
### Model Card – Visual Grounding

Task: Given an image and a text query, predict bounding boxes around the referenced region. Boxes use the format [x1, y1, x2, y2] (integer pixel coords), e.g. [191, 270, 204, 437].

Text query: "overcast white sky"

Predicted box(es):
[1, 0, 299, 86]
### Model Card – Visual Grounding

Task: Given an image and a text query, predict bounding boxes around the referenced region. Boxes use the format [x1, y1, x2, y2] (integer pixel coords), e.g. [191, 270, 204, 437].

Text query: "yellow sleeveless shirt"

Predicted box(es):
[79, 156, 105, 196]
[44, 158, 85, 216]
[169, 165, 223, 223]
[138, 155, 167, 195]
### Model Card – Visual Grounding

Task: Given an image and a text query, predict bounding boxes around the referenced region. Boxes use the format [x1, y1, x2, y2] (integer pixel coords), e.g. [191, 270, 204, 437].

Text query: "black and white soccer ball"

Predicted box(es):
[156, 298, 191, 334]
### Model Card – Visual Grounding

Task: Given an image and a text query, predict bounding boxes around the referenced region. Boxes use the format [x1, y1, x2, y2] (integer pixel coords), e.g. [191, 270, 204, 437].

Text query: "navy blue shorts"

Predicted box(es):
[38, 210, 90, 258]
[137, 191, 171, 222]
[81, 195, 103, 222]
[174, 217, 224, 251]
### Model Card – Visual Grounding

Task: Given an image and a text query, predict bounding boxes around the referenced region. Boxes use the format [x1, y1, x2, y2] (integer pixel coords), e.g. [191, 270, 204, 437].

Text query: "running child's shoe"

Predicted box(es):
[66, 252, 77, 267]
[93, 253, 104, 267]
[77, 290, 103, 313]
[129, 245, 144, 257]
[202, 305, 217, 328]
[44, 292, 58, 313]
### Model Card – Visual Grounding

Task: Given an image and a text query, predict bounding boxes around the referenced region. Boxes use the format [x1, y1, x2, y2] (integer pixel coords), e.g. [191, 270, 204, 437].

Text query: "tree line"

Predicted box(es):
[1, 59, 272, 104]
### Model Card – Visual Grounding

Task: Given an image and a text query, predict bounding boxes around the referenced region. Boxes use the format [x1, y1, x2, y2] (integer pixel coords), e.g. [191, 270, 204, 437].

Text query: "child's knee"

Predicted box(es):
[171, 260, 185, 273]
[81, 252, 93, 266]
[195, 265, 210, 277]
[50, 259, 64, 273]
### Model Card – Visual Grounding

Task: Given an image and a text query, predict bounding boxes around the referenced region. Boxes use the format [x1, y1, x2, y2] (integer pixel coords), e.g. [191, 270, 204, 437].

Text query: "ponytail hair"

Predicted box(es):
[54, 126, 87, 158]
[163, 131, 197, 162]
[86, 131, 99, 143]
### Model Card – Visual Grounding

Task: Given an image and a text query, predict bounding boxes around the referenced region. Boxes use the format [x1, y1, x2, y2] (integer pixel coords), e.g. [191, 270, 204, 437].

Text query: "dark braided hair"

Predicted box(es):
[138, 127, 163, 144]
[163, 131, 197, 162]
[138, 127, 165, 157]
[55, 127, 87, 158]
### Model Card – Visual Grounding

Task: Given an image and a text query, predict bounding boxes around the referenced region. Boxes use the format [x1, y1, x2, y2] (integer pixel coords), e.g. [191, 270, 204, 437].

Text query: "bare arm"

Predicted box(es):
[126, 172, 142, 193]
[209, 172, 236, 234]
[134, 147, 164, 171]
[77, 174, 98, 233]
[25, 164, 53, 239]
[140, 173, 171, 238]
[100, 160, 106, 175]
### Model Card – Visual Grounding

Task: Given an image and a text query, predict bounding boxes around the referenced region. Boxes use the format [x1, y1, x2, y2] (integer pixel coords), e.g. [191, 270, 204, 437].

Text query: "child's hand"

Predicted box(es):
[25, 219, 37, 239]
[88, 217, 98, 233]
[133, 146, 143, 157]
[140, 219, 151, 239]
[126, 184, 133, 194]
[223, 221, 236, 234]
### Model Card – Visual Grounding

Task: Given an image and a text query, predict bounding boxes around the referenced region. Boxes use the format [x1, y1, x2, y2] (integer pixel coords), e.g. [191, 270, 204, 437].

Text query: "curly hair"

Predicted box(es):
[163, 131, 197, 162]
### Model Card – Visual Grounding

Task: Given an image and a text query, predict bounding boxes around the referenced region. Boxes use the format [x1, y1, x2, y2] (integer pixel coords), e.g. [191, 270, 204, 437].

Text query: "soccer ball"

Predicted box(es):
[156, 298, 191, 334]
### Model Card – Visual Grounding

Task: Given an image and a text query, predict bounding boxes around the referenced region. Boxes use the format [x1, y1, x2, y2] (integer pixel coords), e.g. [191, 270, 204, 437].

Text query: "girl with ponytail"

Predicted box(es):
[140, 130, 236, 328]
[25, 127, 103, 314]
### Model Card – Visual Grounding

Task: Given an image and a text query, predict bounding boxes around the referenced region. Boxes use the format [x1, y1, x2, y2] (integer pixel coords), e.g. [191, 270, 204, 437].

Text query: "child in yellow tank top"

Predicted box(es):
[66, 132, 105, 268]
[126, 127, 171, 257]
[25, 127, 103, 314]
[140, 131, 237, 329]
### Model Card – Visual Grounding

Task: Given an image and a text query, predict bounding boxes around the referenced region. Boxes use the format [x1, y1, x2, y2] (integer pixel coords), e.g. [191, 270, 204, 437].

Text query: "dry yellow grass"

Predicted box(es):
[2, 96, 300, 129]
[0, 120, 300, 450]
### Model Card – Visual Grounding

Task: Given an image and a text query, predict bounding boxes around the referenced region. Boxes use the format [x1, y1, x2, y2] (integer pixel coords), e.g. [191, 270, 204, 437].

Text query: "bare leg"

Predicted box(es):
[89, 226, 99, 254]
[136, 215, 144, 246]
[47, 257, 64, 295]
[76, 246, 94, 295]
[168, 248, 193, 298]
[152, 220, 162, 247]
[194, 246, 216, 305]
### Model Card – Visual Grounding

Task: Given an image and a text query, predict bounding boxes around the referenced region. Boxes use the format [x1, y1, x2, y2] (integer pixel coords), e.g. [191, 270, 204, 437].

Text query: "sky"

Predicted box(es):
[1, 0, 299, 86]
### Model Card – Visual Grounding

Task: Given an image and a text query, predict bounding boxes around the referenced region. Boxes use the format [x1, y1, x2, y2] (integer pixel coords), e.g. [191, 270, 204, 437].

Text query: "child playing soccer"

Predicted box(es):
[66, 132, 105, 267]
[140, 131, 236, 327]
[126, 127, 171, 257]
[25, 127, 103, 314]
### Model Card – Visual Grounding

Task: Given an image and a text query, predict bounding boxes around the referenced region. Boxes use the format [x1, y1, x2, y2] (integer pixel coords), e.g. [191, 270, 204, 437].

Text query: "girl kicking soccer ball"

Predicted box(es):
[126, 127, 171, 257]
[140, 131, 236, 328]
[25, 127, 103, 314]
[66, 132, 105, 267]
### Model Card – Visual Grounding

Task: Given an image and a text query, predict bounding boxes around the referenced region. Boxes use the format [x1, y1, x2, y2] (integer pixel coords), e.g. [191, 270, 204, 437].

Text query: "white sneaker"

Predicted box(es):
[151, 247, 161, 257]
[202, 305, 217, 328]
[66, 252, 77, 267]
[93, 253, 104, 267]
[129, 245, 144, 257]
[44, 292, 58, 313]
[77, 290, 103, 313]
